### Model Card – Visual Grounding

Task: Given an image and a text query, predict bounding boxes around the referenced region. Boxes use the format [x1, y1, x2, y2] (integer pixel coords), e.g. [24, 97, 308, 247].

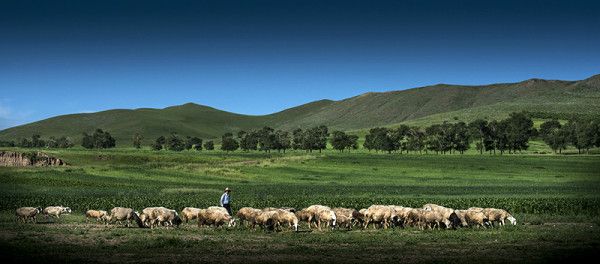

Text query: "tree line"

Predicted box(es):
[3, 112, 599, 154]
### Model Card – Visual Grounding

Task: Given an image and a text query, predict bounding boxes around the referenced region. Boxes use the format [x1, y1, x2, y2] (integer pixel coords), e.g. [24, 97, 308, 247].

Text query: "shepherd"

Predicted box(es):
[220, 187, 232, 216]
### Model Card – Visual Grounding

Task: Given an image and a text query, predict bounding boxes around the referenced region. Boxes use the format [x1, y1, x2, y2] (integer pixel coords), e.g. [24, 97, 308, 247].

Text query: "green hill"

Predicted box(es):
[1, 74, 599, 145]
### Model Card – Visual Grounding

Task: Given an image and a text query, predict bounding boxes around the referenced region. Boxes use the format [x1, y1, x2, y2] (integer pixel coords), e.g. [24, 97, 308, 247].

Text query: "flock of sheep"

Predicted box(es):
[15, 203, 517, 231]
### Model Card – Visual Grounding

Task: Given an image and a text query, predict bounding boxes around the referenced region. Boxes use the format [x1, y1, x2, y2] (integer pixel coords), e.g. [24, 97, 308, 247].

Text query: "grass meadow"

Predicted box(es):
[1, 148, 599, 263]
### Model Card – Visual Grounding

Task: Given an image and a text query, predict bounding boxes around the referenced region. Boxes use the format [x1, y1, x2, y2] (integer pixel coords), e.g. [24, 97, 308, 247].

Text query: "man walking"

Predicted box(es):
[220, 187, 232, 216]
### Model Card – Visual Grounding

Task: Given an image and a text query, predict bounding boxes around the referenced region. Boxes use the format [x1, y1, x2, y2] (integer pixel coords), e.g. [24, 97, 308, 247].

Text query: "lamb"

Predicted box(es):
[85, 210, 108, 223]
[107, 207, 144, 228]
[181, 207, 202, 223]
[481, 208, 517, 226]
[236, 207, 263, 228]
[273, 209, 299, 231]
[16, 207, 42, 223]
[42, 206, 72, 220]
[198, 207, 235, 228]
[463, 209, 490, 228]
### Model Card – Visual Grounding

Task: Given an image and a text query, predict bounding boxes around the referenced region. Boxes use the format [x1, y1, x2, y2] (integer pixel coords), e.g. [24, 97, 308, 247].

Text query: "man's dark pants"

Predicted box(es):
[223, 204, 232, 216]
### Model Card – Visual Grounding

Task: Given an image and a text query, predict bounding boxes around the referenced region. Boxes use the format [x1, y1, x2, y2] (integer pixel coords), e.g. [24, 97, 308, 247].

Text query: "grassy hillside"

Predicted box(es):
[1, 74, 598, 146]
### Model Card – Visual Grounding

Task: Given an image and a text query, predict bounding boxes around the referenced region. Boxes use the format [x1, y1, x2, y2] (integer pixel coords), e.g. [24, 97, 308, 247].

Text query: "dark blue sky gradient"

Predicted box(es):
[1, 0, 599, 129]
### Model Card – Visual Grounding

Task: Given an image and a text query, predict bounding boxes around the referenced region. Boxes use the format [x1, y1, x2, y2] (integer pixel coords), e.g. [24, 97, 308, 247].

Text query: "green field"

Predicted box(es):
[1, 149, 599, 263]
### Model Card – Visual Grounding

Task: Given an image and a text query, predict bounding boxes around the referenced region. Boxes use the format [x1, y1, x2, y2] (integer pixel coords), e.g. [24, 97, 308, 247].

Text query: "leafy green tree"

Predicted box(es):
[468, 119, 489, 155]
[239, 130, 259, 151]
[0, 140, 15, 147]
[56, 136, 74, 148]
[347, 135, 359, 151]
[274, 130, 291, 153]
[204, 140, 215, 150]
[292, 129, 304, 150]
[166, 133, 185, 151]
[186, 136, 203, 151]
[152, 136, 166, 150]
[504, 112, 533, 153]
[132, 133, 143, 149]
[257, 126, 276, 152]
[453, 122, 471, 154]
[46, 137, 57, 148]
[406, 127, 425, 154]
[31, 134, 45, 148]
[81, 132, 94, 149]
[363, 134, 374, 152]
[221, 133, 239, 152]
[90, 129, 116, 149]
[331, 131, 350, 152]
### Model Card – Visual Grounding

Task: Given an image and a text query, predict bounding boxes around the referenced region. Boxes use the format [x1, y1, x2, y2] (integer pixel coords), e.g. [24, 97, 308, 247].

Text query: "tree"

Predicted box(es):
[82, 133, 94, 149]
[347, 135, 359, 151]
[204, 140, 215, 151]
[504, 112, 533, 153]
[566, 119, 596, 154]
[257, 126, 276, 152]
[46, 137, 57, 148]
[292, 129, 304, 150]
[468, 119, 489, 155]
[152, 136, 166, 151]
[56, 136, 74, 148]
[453, 122, 471, 154]
[274, 130, 291, 153]
[363, 134, 374, 152]
[365, 127, 395, 153]
[331, 131, 350, 152]
[132, 133, 143, 149]
[239, 130, 259, 151]
[31, 134, 45, 148]
[87, 129, 116, 149]
[185, 136, 203, 151]
[406, 127, 425, 154]
[221, 133, 239, 152]
[166, 133, 185, 151]
[0, 140, 15, 147]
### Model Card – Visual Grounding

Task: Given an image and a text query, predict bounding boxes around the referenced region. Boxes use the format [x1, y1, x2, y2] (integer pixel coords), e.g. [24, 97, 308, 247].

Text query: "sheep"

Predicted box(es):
[155, 208, 182, 228]
[422, 204, 461, 229]
[42, 206, 72, 221]
[405, 208, 427, 229]
[352, 209, 367, 227]
[208, 206, 230, 215]
[198, 207, 235, 228]
[274, 209, 299, 231]
[254, 210, 280, 231]
[295, 208, 314, 229]
[16, 207, 42, 223]
[363, 205, 397, 229]
[107, 207, 144, 228]
[305, 205, 336, 231]
[453, 210, 469, 227]
[85, 210, 108, 223]
[236, 207, 262, 228]
[463, 209, 490, 228]
[181, 207, 202, 223]
[392, 206, 413, 228]
[141, 207, 181, 228]
[481, 208, 517, 226]
[333, 207, 357, 230]
[420, 210, 450, 229]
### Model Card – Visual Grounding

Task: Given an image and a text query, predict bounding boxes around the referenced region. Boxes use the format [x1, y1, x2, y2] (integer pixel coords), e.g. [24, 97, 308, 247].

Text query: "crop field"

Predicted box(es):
[1, 148, 600, 263]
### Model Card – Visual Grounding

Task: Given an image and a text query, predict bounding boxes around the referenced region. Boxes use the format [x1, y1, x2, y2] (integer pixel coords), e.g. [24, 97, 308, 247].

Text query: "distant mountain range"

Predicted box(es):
[1, 74, 599, 145]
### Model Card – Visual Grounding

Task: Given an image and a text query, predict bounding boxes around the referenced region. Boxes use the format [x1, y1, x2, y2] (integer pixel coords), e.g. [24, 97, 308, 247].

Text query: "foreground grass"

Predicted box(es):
[1, 215, 599, 263]
[1, 149, 599, 262]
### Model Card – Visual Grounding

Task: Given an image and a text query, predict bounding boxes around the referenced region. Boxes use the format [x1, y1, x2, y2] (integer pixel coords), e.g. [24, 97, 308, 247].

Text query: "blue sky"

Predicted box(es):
[1, 0, 599, 129]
